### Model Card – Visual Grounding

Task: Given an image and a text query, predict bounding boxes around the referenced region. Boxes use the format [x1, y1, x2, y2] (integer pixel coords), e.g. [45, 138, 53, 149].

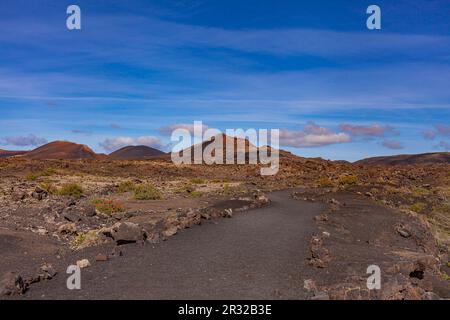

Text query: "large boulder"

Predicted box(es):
[111, 222, 145, 244]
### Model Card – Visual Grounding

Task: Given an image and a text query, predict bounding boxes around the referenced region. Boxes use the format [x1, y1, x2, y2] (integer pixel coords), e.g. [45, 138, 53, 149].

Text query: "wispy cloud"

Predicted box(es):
[159, 123, 209, 135]
[421, 130, 436, 140]
[435, 141, 450, 151]
[339, 124, 393, 137]
[0, 134, 47, 147]
[420, 124, 450, 140]
[382, 140, 404, 150]
[71, 129, 92, 135]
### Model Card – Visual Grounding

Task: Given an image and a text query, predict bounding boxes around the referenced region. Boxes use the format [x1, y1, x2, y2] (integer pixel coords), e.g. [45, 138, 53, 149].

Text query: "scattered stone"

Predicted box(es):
[396, 225, 411, 238]
[303, 279, 317, 292]
[0, 272, 26, 296]
[95, 253, 108, 262]
[146, 232, 161, 244]
[224, 208, 233, 218]
[311, 291, 330, 300]
[36, 228, 48, 236]
[38, 263, 57, 280]
[364, 192, 373, 197]
[328, 198, 340, 205]
[422, 292, 440, 300]
[162, 226, 178, 238]
[308, 235, 330, 268]
[63, 210, 81, 222]
[58, 223, 77, 234]
[12, 192, 27, 201]
[314, 214, 328, 222]
[111, 222, 145, 244]
[76, 259, 91, 269]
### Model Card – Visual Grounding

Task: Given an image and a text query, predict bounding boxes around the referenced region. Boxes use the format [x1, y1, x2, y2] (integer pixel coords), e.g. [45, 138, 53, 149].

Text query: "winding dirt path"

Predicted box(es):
[25, 190, 324, 299]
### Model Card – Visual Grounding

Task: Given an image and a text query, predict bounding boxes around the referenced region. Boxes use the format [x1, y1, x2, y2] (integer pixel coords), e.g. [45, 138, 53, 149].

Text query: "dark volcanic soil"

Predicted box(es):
[18, 190, 324, 299]
[3, 189, 448, 300]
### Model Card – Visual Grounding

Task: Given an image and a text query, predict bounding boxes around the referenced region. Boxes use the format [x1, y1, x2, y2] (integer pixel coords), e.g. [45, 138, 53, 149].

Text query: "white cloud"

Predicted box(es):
[279, 123, 350, 148]
[99, 136, 162, 152]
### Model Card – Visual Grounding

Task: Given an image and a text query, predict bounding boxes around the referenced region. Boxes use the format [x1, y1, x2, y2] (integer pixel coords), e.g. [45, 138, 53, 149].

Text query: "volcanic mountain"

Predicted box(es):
[355, 152, 450, 165]
[108, 145, 166, 160]
[23, 141, 99, 160]
[0, 149, 28, 158]
[177, 134, 289, 162]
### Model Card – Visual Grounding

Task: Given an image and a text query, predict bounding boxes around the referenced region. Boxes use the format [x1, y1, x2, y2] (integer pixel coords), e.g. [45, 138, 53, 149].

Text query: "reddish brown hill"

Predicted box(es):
[177, 134, 291, 162]
[0, 149, 28, 158]
[107, 145, 166, 160]
[23, 141, 98, 160]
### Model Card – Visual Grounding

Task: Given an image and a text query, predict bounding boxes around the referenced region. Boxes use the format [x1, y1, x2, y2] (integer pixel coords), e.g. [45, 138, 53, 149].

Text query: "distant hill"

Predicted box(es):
[108, 145, 166, 160]
[177, 134, 290, 162]
[23, 141, 98, 160]
[0, 149, 28, 158]
[355, 152, 450, 165]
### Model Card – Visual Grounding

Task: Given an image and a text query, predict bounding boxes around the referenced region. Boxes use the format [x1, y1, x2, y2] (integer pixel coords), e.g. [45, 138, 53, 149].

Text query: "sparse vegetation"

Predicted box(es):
[338, 175, 359, 186]
[91, 198, 125, 215]
[117, 180, 136, 193]
[222, 183, 232, 195]
[71, 230, 100, 250]
[134, 184, 162, 200]
[26, 169, 57, 181]
[316, 176, 334, 187]
[58, 183, 84, 199]
[410, 187, 433, 196]
[190, 178, 206, 184]
[189, 190, 202, 198]
[409, 202, 427, 213]
[26, 172, 39, 181]
[71, 233, 86, 248]
[39, 180, 58, 194]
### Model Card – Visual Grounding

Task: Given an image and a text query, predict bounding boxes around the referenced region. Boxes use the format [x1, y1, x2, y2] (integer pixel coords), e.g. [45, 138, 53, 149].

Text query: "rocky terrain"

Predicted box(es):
[0, 145, 448, 299]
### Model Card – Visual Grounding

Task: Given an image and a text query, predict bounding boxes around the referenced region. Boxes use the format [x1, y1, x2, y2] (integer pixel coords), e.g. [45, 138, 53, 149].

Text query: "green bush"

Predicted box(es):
[39, 180, 58, 194]
[58, 183, 84, 199]
[338, 175, 359, 186]
[316, 176, 334, 187]
[134, 184, 162, 200]
[117, 180, 136, 193]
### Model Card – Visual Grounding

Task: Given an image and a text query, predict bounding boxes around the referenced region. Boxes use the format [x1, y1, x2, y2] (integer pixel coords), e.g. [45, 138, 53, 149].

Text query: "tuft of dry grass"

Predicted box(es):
[338, 175, 359, 186]
[91, 198, 125, 215]
[134, 184, 162, 200]
[316, 176, 334, 187]
[117, 180, 136, 193]
[409, 202, 427, 213]
[58, 183, 84, 199]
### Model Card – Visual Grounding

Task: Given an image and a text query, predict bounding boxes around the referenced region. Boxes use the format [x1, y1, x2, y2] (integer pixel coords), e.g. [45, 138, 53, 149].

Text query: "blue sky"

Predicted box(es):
[0, 0, 449, 161]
